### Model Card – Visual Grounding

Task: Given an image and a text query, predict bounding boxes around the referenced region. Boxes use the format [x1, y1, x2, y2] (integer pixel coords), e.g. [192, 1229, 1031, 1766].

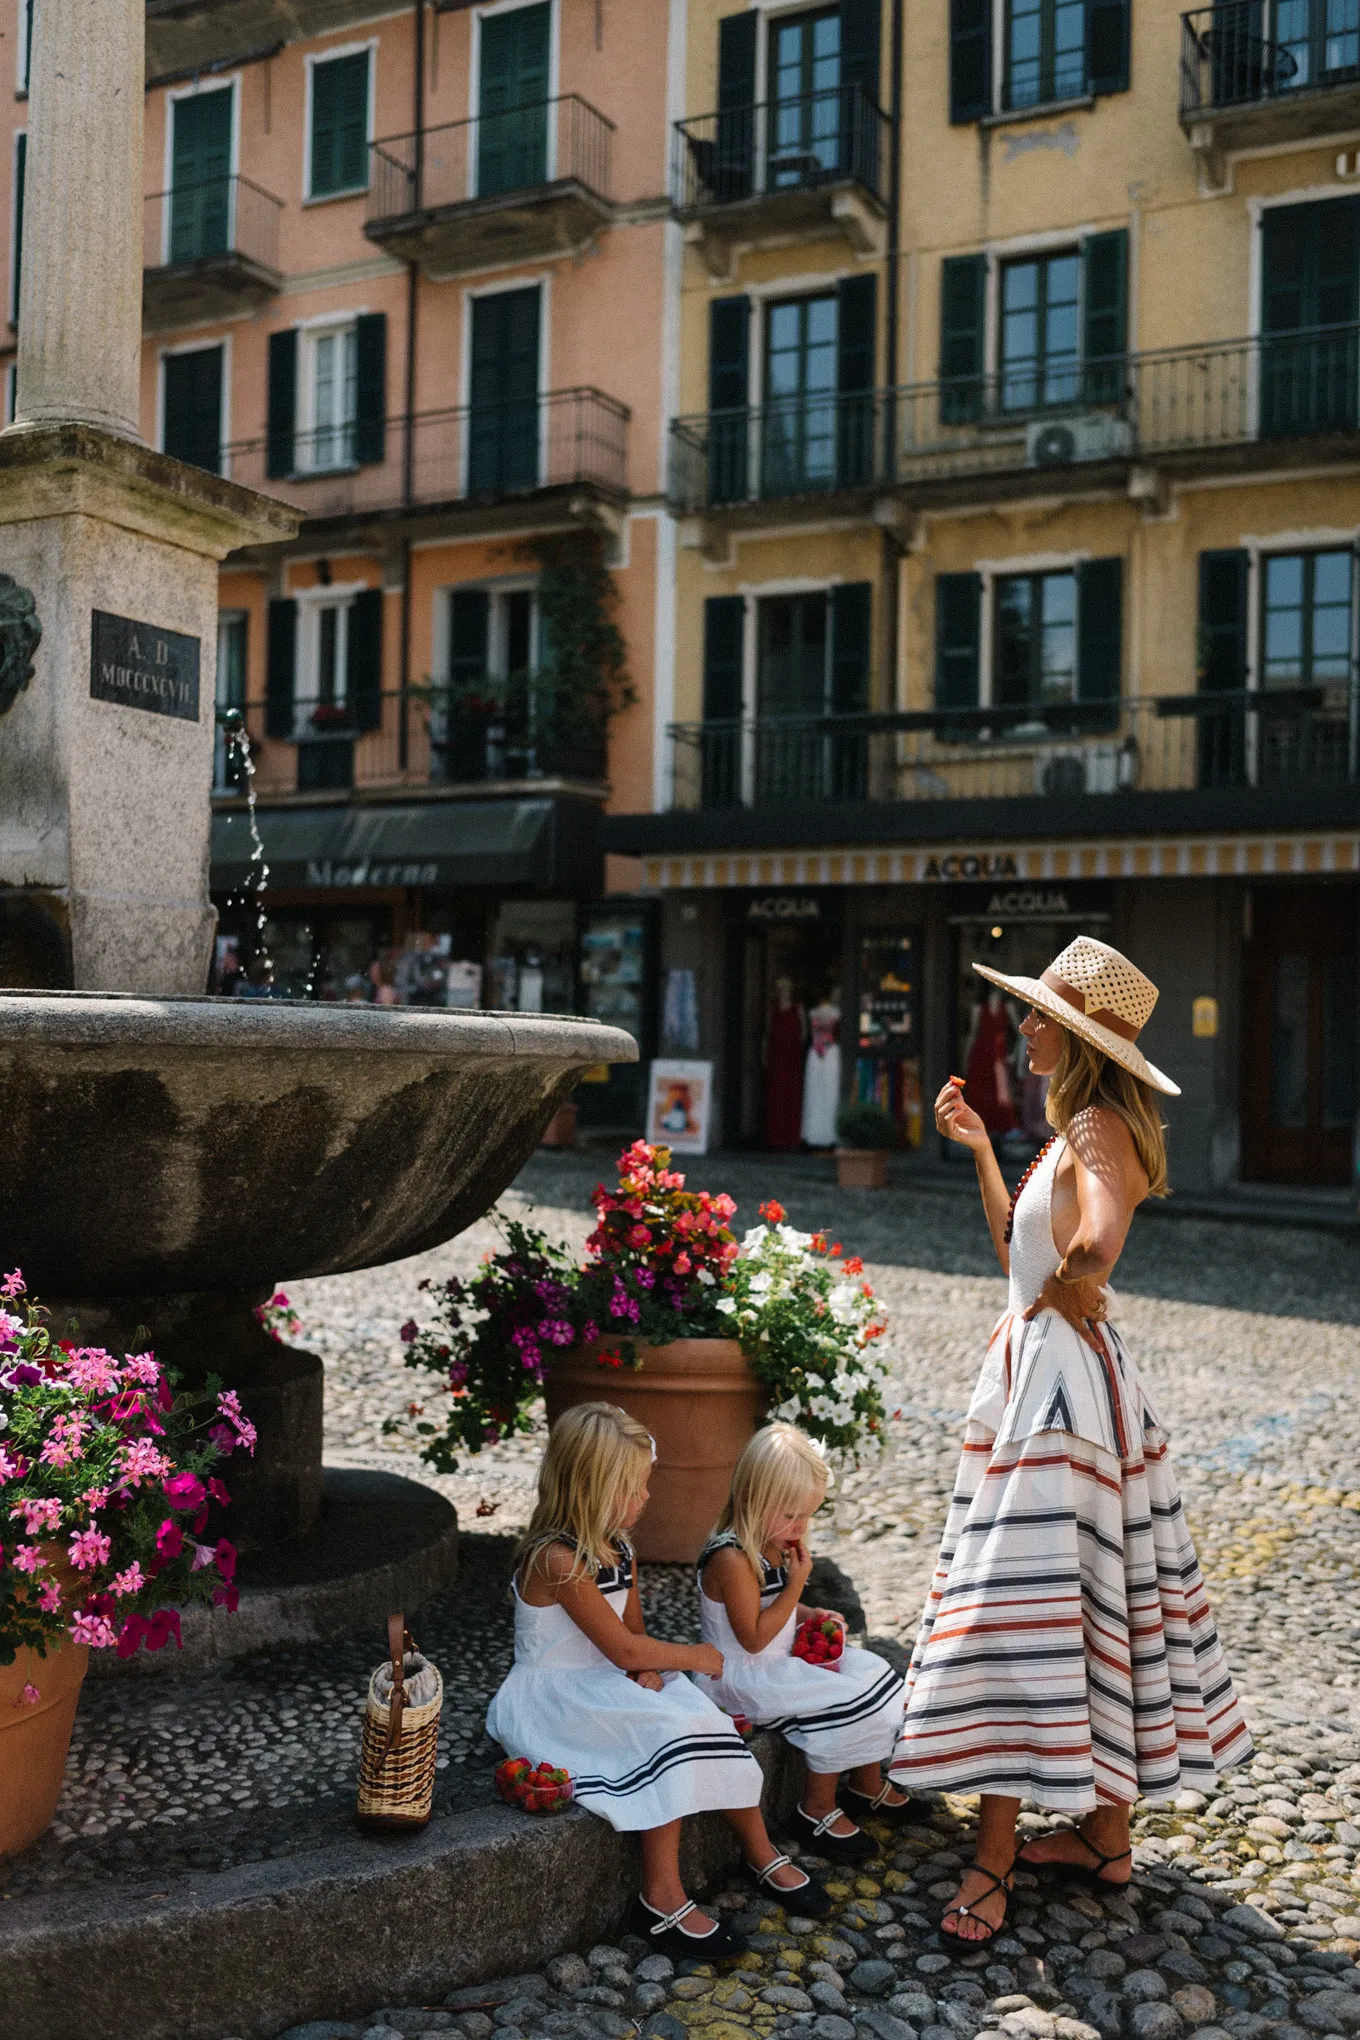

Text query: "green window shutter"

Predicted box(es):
[837, 273, 878, 487]
[163, 345, 224, 474]
[1077, 557, 1123, 707]
[949, 0, 992, 123]
[467, 285, 541, 494]
[477, 2, 551, 196]
[840, 0, 882, 105]
[830, 582, 873, 714]
[310, 51, 369, 198]
[708, 295, 750, 504]
[940, 253, 987, 423]
[449, 588, 490, 686]
[1087, 0, 1131, 94]
[11, 130, 25, 327]
[935, 572, 981, 710]
[703, 595, 745, 720]
[1082, 227, 1128, 405]
[1197, 550, 1249, 693]
[347, 587, 384, 734]
[20, 0, 32, 95]
[353, 312, 387, 466]
[715, 10, 757, 202]
[266, 598, 297, 739]
[267, 329, 297, 479]
[170, 87, 232, 262]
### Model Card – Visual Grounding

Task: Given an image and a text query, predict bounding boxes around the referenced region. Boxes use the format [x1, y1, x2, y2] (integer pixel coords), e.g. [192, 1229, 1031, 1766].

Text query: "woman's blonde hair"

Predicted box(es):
[709, 1423, 830, 1582]
[518, 1402, 653, 1586]
[1045, 1028, 1169, 1197]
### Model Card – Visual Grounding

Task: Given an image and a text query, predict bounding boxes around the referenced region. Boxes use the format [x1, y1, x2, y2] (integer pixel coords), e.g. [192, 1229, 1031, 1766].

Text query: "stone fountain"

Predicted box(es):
[0, 0, 635, 1637]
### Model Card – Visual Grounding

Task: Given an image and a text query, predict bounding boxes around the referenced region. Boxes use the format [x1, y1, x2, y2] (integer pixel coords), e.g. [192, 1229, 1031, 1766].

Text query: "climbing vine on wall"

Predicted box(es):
[524, 528, 636, 752]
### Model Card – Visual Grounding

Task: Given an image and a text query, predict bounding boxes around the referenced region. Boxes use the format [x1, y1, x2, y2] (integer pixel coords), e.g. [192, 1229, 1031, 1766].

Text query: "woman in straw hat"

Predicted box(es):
[889, 936, 1251, 1944]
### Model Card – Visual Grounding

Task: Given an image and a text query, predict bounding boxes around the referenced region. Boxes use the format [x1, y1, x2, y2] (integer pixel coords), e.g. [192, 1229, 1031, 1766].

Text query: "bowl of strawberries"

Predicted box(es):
[792, 1615, 844, 1666]
[494, 1757, 575, 1814]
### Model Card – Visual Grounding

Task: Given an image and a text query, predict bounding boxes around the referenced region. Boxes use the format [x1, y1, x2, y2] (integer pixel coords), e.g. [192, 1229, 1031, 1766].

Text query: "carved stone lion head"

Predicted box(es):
[0, 574, 40, 720]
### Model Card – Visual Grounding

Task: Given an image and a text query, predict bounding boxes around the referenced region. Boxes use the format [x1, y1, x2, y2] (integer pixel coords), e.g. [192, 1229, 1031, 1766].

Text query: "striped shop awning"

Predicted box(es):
[639, 831, 1360, 893]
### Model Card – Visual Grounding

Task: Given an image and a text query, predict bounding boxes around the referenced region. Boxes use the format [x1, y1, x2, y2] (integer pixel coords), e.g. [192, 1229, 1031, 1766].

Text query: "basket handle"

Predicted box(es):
[380, 1611, 415, 1762]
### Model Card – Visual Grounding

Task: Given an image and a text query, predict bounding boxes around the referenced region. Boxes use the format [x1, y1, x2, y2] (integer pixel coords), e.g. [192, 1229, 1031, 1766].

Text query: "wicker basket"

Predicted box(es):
[356, 1613, 444, 1833]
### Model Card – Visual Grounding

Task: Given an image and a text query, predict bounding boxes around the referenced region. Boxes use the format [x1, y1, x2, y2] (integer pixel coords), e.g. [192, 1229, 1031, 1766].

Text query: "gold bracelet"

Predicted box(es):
[1054, 1260, 1083, 1284]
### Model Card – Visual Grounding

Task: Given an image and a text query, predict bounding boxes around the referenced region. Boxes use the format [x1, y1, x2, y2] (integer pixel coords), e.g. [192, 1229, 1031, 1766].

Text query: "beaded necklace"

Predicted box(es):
[1003, 1136, 1059, 1245]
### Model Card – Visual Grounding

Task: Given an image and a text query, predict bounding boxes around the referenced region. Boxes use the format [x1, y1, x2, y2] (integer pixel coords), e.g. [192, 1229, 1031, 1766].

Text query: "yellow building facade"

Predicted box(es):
[605, 0, 1360, 1193]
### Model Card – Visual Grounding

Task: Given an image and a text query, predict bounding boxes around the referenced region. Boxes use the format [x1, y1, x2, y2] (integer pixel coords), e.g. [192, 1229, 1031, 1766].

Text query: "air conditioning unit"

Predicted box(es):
[1035, 743, 1126, 796]
[1025, 413, 1134, 467]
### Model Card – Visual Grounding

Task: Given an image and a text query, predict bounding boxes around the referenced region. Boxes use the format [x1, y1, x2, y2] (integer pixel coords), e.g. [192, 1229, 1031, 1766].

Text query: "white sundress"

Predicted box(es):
[485, 1539, 764, 1833]
[890, 1136, 1253, 1815]
[694, 1534, 905, 1773]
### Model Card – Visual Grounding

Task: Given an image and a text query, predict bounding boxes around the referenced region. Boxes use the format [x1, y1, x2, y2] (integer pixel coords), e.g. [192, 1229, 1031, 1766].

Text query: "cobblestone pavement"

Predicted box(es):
[5, 1153, 1360, 2040]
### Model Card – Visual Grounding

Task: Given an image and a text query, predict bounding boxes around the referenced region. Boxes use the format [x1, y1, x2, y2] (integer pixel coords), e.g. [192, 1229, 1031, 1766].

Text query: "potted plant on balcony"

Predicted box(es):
[834, 1100, 899, 1190]
[309, 700, 352, 732]
[0, 1273, 255, 1857]
[393, 1147, 892, 1561]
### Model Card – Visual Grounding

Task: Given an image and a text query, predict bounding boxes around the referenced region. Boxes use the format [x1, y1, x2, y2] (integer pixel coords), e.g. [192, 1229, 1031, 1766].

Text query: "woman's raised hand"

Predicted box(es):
[935, 1079, 989, 1151]
[690, 1642, 725, 1678]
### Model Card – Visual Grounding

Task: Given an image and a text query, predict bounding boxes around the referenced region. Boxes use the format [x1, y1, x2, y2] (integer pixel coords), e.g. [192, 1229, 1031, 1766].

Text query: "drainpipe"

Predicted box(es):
[880, 0, 905, 714]
[399, 0, 426, 772]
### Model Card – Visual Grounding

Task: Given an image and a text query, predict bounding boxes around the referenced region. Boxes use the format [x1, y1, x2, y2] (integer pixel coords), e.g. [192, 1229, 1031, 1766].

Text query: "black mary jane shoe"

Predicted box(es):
[745, 1850, 832, 1919]
[940, 1859, 1014, 1948]
[791, 1800, 878, 1863]
[840, 1780, 928, 1830]
[629, 1895, 749, 1962]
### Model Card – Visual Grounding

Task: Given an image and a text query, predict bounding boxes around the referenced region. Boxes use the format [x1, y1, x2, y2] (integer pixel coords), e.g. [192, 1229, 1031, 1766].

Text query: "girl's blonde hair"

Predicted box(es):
[710, 1423, 830, 1582]
[518, 1402, 653, 1585]
[1045, 1028, 1169, 1197]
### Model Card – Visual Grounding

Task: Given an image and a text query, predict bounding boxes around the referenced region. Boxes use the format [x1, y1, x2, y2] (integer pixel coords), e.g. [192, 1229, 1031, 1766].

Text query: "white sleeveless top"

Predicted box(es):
[1006, 1138, 1065, 1313]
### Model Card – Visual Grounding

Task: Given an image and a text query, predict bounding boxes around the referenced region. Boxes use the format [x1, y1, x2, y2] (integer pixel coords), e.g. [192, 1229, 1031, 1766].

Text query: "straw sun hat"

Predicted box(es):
[973, 935, 1180, 1097]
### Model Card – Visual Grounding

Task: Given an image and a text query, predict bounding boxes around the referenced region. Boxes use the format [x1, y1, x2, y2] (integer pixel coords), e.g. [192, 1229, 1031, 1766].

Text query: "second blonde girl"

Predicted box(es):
[696, 1425, 913, 1867]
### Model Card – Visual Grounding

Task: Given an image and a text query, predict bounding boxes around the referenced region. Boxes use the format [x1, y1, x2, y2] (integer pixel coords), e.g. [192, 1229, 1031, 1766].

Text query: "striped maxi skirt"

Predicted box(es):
[889, 1307, 1253, 1815]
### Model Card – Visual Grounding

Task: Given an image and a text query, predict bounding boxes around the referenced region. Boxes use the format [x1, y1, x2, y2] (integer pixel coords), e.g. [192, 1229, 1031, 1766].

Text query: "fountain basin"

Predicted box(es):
[0, 992, 636, 1544]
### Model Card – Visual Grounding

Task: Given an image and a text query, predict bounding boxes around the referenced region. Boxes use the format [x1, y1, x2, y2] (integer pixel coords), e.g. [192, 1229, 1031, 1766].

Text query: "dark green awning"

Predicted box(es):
[211, 796, 602, 895]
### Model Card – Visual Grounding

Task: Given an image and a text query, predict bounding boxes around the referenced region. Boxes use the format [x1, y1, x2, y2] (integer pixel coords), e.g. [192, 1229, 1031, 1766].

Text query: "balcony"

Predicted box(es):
[142, 175, 282, 332]
[1180, 1, 1360, 167]
[366, 97, 613, 278]
[665, 693, 1358, 833]
[670, 323, 1360, 523]
[672, 85, 890, 275]
[215, 685, 607, 801]
[219, 388, 629, 544]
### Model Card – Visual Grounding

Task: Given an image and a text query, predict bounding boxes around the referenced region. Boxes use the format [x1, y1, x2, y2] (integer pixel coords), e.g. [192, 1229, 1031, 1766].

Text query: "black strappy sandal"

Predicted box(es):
[745, 1850, 832, 1917]
[1018, 1828, 1132, 1887]
[840, 1779, 928, 1830]
[791, 1800, 877, 1863]
[940, 1860, 1014, 1946]
[629, 1895, 748, 1961]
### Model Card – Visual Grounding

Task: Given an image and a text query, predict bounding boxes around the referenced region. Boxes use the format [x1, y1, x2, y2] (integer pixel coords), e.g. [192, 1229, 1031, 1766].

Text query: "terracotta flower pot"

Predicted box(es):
[539, 1103, 578, 1149]
[0, 1634, 89, 1857]
[544, 1339, 765, 1563]
[836, 1146, 890, 1189]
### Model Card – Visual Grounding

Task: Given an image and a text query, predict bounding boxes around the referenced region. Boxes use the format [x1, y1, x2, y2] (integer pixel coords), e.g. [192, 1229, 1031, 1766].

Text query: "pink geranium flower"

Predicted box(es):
[122, 1354, 161, 1386]
[38, 1580, 63, 1613]
[116, 1438, 172, 1488]
[63, 1348, 121, 1394]
[12, 1545, 46, 1574]
[67, 1527, 111, 1571]
[110, 1562, 145, 1598]
[0, 1270, 24, 1298]
[10, 1497, 62, 1536]
[14, 1682, 39, 1707]
[69, 1611, 117, 1649]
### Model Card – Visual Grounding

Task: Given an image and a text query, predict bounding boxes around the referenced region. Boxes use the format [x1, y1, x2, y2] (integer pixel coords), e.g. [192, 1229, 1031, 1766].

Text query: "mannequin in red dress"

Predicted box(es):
[963, 989, 1017, 1135]
[764, 975, 805, 1149]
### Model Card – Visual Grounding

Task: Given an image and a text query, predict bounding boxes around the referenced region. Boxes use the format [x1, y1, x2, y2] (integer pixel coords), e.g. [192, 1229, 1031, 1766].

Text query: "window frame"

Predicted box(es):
[1000, 0, 1090, 113]
[293, 313, 365, 474]
[293, 579, 369, 736]
[996, 245, 1083, 413]
[1257, 544, 1359, 694]
[468, 0, 561, 197]
[303, 40, 378, 205]
[991, 565, 1080, 710]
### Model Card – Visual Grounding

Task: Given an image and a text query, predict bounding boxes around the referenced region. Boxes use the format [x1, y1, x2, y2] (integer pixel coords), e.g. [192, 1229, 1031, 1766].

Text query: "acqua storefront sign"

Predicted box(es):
[922, 852, 1018, 882]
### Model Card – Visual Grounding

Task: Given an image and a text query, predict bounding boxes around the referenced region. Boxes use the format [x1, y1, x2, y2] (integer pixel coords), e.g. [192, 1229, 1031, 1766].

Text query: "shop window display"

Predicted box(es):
[488, 900, 577, 1015]
[854, 932, 922, 1149]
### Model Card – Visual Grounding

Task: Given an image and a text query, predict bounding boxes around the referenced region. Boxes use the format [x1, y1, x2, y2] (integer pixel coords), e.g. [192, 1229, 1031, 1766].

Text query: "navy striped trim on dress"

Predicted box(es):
[760, 1662, 904, 1739]
[696, 1533, 787, 1603]
[573, 1731, 756, 1799]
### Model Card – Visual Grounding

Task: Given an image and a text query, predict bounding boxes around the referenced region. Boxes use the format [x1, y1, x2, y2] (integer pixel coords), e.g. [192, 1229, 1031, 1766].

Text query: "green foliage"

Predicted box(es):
[834, 1100, 900, 1150]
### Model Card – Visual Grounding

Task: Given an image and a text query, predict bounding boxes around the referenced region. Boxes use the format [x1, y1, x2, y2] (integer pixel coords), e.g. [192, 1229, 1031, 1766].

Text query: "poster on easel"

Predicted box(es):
[646, 1060, 713, 1154]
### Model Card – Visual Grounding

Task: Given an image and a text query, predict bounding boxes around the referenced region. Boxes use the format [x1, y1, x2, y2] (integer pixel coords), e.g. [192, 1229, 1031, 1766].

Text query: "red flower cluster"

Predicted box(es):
[792, 1615, 844, 1667]
[583, 1143, 738, 1339]
[494, 1756, 574, 1814]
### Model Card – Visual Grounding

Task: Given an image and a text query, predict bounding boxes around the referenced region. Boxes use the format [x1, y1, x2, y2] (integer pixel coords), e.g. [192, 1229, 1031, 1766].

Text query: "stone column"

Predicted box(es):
[14, 0, 144, 440]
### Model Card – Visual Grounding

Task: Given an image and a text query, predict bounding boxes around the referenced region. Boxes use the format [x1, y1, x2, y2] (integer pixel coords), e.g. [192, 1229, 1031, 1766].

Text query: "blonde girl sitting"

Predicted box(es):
[486, 1403, 827, 1956]
[696, 1425, 912, 1868]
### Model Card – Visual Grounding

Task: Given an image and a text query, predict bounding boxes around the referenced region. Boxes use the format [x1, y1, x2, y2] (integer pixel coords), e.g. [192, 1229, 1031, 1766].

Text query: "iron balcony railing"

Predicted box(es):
[143, 173, 283, 273]
[215, 687, 608, 799]
[667, 692, 1358, 810]
[368, 95, 613, 224]
[1180, 0, 1359, 117]
[215, 388, 629, 518]
[671, 84, 890, 212]
[669, 322, 1360, 510]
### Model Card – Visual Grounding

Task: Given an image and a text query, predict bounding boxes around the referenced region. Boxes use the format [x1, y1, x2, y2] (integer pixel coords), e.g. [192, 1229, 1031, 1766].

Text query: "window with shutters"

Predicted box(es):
[307, 48, 372, 200]
[1000, 251, 1081, 411]
[434, 582, 539, 781]
[753, 586, 871, 801]
[298, 322, 358, 472]
[1005, 0, 1088, 107]
[994, 571, 1078, 707]
[168, 87, 234, 264]
[292, 582, 375, 748]
[949, 0, 1128, 120]
[1261, 550, 1355, 689]
[768, 8, 843, 185]
[763, 294, 838, 493]
[476, 2, 552, 199]
[940, 232, 1127, 418]
[161, 343, 225, 475]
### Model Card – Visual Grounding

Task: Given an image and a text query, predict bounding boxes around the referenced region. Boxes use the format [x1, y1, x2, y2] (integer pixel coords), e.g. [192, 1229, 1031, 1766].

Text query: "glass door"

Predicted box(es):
[1241, 885, 1357, 1183]
[762, 294, 838, 496]
[1260, 196, 1360, 437]
[767, 8, 841, 188]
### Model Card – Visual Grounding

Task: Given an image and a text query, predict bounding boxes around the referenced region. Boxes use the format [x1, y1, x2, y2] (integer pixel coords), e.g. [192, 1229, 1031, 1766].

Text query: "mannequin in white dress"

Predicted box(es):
[801, 988, 841, 1148]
